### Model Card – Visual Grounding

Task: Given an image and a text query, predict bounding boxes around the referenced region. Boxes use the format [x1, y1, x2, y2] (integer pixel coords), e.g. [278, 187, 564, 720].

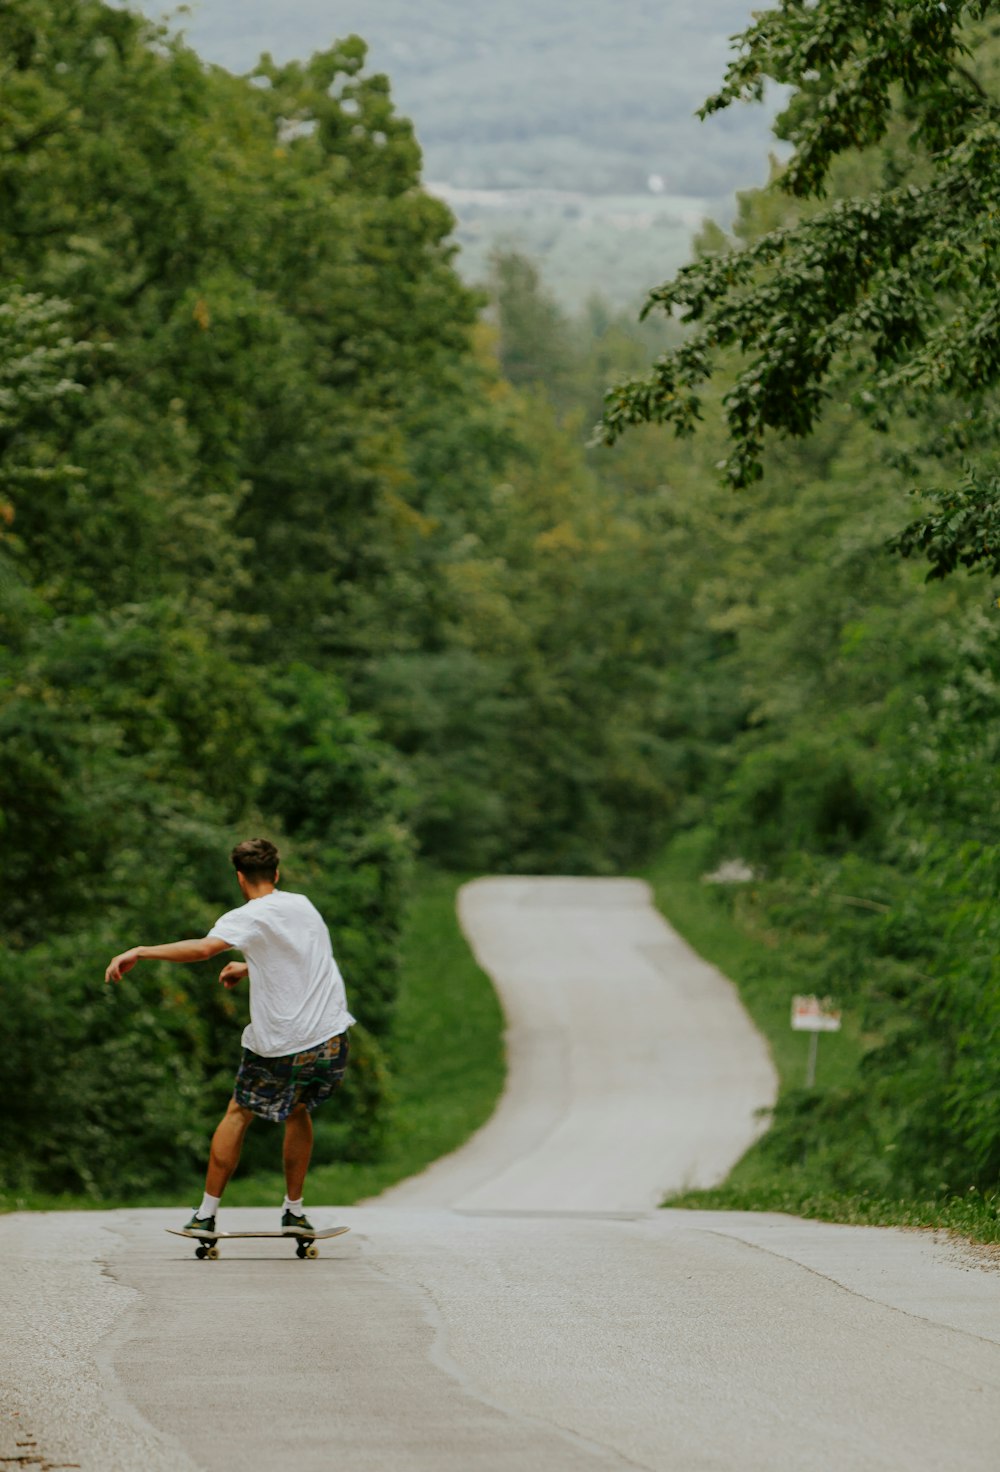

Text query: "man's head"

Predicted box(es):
[230, 838, 280, 890]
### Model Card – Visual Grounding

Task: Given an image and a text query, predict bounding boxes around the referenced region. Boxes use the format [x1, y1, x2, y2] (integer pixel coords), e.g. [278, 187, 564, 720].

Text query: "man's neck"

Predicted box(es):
[243, 880, 277, 901]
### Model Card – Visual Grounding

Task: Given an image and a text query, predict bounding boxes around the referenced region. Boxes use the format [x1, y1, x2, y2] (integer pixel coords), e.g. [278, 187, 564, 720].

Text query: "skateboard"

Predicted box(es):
[166, 1225, 350, 1260]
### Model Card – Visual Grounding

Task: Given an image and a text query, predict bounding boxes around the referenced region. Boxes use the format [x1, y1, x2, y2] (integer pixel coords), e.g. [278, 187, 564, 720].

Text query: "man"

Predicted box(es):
[105, 838, 354, 1236]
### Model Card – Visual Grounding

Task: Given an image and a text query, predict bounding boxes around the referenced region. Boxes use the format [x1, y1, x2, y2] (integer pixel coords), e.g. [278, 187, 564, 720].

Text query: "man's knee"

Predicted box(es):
[225, 1098, 255, 1126]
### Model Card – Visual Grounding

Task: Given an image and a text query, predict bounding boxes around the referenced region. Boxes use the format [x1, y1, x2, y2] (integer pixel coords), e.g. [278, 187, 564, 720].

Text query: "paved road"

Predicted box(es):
[3, 878, 999, 1472]
[381, 877, 778, 1210]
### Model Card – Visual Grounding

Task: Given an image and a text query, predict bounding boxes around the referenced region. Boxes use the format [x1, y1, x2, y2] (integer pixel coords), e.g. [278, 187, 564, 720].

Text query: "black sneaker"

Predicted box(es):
[281, 1209, 315, 1236]
[182, 1211, 217, 1236]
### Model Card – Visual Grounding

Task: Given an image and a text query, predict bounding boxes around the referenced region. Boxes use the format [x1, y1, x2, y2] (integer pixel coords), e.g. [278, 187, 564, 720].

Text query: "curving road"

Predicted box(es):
[3, 878, 1000, 1472]
[380, 877, 777, 1212]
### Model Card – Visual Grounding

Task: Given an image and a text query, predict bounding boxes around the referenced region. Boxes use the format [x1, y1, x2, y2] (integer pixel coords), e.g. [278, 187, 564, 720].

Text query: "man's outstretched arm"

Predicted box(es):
[105, 936, 232, 983]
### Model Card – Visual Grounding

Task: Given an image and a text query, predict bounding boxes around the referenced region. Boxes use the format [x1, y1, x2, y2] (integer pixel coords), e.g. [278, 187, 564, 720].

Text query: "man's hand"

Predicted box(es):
[106, 947, 141, 984]
[219, 960, 249, 990]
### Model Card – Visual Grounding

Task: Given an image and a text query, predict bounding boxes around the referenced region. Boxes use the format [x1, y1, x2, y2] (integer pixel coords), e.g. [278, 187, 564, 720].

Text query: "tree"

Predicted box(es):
[599, 1, 1000, 580]
[0, 2, 422, 1194]
[488, 251, 579, 414]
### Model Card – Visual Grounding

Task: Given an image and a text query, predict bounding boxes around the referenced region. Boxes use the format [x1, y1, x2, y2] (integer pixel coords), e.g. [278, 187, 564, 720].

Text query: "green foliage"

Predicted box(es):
[8, 0, 1000, 1227]
[701, 1, 995, 194]
[0, 0, 441, 1197]
[889, 465, 1000, 579]
[490, 252, 579, 408]
[719, 736, 877, 862]
[258, 664, 413, 1039]
[0, 942, 211, 1196]
[635, 408, 1000, 1202]
[602, 57, 1000, 1213]
[600, 2, 1000, 579]
[654, 834, 1000, 1242]
[1, 0, 699, 1201]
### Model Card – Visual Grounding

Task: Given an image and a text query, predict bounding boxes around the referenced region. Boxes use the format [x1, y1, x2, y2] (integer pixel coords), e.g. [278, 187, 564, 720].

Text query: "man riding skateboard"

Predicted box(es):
[105, 838, 354, 1236]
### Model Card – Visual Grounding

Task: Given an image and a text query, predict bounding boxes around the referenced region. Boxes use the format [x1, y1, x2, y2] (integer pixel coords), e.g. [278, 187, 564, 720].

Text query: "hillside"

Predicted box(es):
[174, 0, 779, 194]
[137, 0, 786, 306]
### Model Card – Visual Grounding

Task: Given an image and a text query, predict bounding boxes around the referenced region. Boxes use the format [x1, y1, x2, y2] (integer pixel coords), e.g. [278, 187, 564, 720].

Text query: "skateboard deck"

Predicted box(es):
[166, 1225, 350, 1260]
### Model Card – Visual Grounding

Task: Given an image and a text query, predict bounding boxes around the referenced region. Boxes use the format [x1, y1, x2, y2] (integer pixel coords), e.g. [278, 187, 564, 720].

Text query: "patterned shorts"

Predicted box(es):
[234, 1031, 350, 1123]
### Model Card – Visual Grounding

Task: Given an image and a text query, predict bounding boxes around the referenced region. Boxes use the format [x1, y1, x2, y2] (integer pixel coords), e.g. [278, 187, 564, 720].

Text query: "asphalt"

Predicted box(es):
[380, 877, 778, 1210]
[3, 877, 999, 1472]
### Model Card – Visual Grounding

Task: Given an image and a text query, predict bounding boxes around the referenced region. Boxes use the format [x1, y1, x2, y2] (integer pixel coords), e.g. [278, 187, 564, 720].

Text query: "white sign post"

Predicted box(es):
[791, 995, 842, 1087]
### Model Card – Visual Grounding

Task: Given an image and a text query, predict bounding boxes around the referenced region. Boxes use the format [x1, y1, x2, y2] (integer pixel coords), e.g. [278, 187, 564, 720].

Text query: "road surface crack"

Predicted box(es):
[364, 1245, 657, 1472]
[704, 1227, 1000, 1360]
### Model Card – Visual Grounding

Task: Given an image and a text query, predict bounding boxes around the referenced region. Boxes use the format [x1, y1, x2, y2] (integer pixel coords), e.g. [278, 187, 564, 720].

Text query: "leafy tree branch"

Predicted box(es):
[600, 0, 1000, 578]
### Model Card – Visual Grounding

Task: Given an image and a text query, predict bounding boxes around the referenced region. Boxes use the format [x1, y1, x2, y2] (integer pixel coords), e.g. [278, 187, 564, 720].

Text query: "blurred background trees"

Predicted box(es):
[0, 0, 688, 1195]
[3, 0, 1000, 1207]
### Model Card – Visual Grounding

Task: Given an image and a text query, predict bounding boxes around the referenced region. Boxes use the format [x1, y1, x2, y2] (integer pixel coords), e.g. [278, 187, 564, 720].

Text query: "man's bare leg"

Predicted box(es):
[283, 1103, 313, 1202]
[205, 1097, 254, 1197]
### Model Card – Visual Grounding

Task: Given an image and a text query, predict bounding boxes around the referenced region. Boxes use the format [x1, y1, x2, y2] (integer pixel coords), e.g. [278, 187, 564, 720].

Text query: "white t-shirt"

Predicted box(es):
[209, 889, 355, 1057]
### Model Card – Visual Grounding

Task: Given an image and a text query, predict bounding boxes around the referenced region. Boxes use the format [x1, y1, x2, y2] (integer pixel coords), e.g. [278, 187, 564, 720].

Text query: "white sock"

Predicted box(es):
[198, 1193, 220, 1220]
[283, 1196, 304, 1215]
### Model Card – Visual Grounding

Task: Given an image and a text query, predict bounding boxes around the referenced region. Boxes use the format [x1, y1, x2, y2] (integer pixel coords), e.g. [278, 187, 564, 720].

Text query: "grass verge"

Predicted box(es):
[644, 830, 1000, 1244]
[3, 868, 505, 1212]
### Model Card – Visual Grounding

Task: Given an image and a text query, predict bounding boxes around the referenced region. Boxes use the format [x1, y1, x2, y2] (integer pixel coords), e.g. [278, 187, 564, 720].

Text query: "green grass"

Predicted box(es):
[3, 869, 505, 1212]
[643, 830, 1000, 1244]
[643, 828, 866, 1096]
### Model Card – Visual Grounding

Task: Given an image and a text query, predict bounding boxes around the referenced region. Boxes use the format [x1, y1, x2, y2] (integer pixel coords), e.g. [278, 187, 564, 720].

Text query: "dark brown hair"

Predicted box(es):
[230, 838, 280, 882]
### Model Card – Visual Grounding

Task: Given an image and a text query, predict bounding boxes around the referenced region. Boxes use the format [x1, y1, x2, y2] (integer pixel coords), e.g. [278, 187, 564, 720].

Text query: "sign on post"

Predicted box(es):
[791, 996, 842, 1033]
[791, 995, 841, 1086]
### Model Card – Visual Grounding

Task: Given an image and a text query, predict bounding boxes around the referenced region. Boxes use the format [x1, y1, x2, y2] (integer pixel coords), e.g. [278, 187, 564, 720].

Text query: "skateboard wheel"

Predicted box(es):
[296, 1243, 307, 1259]
[195, 1245, 207, 1260]
[206, 1245, 220, 1260]
[305, 1244, 319, 1259]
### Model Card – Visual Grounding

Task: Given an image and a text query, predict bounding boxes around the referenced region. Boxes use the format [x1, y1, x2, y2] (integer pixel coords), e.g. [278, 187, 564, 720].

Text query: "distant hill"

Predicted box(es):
[136, 0, 786, 306]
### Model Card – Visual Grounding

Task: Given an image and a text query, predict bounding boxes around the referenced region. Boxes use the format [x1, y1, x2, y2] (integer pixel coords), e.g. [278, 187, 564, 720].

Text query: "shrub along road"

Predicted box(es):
[2, 878, 999, 1471]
